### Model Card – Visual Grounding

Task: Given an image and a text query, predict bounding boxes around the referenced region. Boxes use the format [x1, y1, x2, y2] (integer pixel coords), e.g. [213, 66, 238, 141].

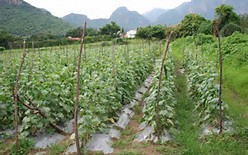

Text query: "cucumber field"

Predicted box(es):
[0, 32, 247, 154]
[0, 1, 248, 155]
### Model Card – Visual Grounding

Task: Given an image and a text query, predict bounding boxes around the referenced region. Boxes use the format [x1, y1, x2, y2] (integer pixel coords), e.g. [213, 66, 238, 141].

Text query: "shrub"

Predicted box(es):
[196, 34, 215, 45]
[0, 47, 5, 51]
[101, 41, 111, 47]
[220, 23, 242, 37]
[113, 38, 128, 45]
[198, 20, 212, 35]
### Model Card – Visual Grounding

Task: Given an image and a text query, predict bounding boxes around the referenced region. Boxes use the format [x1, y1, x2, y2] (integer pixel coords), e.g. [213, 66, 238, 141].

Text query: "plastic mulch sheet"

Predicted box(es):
[86, 134, 114, 154]
[34, 133, 65, 149]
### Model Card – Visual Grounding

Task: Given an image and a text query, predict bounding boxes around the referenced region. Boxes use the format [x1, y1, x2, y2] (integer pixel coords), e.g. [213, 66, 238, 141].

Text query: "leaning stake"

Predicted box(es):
[155, 31, 173, 139]
[74, 22, 87, 155]
[13, 39, 27, 153]
[217, 31, 223, 134]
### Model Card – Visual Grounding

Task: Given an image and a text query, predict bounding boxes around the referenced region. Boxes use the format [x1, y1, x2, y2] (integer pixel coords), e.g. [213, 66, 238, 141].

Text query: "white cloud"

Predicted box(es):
[24, 0, 190, 19]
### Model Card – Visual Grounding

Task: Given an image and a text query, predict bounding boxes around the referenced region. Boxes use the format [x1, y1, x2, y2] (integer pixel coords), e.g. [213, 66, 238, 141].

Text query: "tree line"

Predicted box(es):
[1, 4, 248, 50]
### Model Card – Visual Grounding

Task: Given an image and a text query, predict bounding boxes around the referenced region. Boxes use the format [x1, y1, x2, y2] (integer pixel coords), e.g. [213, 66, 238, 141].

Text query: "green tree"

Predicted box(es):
[66, 27, 82, 38]
[215, 4, 240, 31]
[198, 20, 212, 35]
[240, 14, 248, 34]
[220, 23, 242, 37]
[66, 27, 99, 38]
[30, 33, 61, 41]
[87, 28, 99, 36]
[136, 25, 166, 39]
[0, 30, 15, 49]
[177, 13, 206, 37]
[99, 21, 121, 37]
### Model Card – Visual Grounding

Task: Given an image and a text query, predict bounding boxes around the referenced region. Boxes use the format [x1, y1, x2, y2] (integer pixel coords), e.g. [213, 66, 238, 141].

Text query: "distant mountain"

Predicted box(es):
[109, 7, 150, 30]
[3, 0, 246, 36]
[88, 18, 109, 29]
[62, 13, 89, 27]
[143, 8, 167, 23]
[157, 0, 248, 25]
[63, 7, 150, 31]
[62, 13, 109, 29]
[0, 0, 22, 5]
[0, 0, 72, 36]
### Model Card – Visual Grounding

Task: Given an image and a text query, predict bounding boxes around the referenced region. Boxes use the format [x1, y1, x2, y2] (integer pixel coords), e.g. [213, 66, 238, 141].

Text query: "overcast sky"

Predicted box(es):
[24, 0, 190, 19]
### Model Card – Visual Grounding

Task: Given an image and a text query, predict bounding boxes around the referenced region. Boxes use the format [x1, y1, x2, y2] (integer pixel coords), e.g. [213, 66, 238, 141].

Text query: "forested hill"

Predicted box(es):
[1, 0, 248, 36]
[156, 0, 248, 25]
[0, 0, 73, 36]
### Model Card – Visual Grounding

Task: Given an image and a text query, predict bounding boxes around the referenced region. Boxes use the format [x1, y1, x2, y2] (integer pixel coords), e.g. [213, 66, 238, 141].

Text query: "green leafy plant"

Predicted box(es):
[10, 138, 34, 155]
[183, 51, 229, 126]
[142, 56, 177, 138]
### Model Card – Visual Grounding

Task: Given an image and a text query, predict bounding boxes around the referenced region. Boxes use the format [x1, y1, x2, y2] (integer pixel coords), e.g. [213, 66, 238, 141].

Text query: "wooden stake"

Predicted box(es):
[112, 44, 117, 88]
[217, 31, 223, 134]
[74, 47, 76, 69]
[155, 32, 173, 139]
[74, 21, 87, 155]
[193, 35, 198, 61]
[13, 39, 27, 153]
[16, 95, 68, 135]
[29, 41, 34, 82]
[159, 40, 162, 55]
[38, 44, 40, 58]
[66, 45, 69, 66]
[126, 43, 129, 65]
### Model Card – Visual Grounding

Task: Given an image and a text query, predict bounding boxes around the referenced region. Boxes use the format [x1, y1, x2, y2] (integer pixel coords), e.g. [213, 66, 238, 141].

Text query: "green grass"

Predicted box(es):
[112, 139, 130, 149]
[112, 126, 135, 149]
[173, 63, 205, 154]
[171, 35, 248, 154]
[156, 144, 178, 155]
[86, 151, 105, 155]
[173, 61, 248, 155]
[46, 140, 71, 155]
[0, 140, 12, 154]
[224, 64, 248, 98]
[117, 151, 143, 155]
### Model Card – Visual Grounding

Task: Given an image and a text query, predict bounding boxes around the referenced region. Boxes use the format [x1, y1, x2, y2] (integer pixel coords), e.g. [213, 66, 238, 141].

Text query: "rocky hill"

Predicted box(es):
[63, 7, 150, 31]
[0, 0, 22, 5]
[143, 8, 167, 23]
[62, 13, 110, 29]
[0, 0, 72, 36]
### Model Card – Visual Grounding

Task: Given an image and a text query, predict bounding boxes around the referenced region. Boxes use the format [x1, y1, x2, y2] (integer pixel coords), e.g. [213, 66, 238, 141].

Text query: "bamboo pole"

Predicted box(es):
[74, 21, 87, 155]
[112, 44, 117, 88]
[29, 41, 34, 82]
[16, 95, 68, 135]
[13, 40, 27, 153]
[217, 31, 223, 134]
[155, 32, 173, 139]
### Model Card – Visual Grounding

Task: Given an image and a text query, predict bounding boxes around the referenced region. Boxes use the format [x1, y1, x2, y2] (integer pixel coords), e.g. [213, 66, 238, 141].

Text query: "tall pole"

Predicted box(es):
[217, 31, 223, 134]
[74, 22, 86, 155]
[155, 31, 173, 139]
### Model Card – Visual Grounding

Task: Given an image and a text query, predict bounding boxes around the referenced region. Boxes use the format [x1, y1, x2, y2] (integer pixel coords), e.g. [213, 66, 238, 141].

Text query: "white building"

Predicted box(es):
[126, 30, 137, 38]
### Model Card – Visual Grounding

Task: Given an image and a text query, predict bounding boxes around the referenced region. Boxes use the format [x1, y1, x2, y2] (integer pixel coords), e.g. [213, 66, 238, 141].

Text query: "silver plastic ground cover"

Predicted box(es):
[116, 113, 130, 129]
[135, 125, 172, 143]
[138, 86, 148, 94]
[65, 143, 77, 154]
[34, 133, 65, 149]
[134, 92, 143, 101]
[200, 121, 234, 137]
[134, 126, 153, 142]
[109, 128, 121, 139]
[86, 134, 114, 154]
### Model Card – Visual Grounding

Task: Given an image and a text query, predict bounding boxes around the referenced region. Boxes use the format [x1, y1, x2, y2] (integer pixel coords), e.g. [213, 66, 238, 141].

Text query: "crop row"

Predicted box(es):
[0, 44, 159, 139]
[183, 50, 229, 127]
